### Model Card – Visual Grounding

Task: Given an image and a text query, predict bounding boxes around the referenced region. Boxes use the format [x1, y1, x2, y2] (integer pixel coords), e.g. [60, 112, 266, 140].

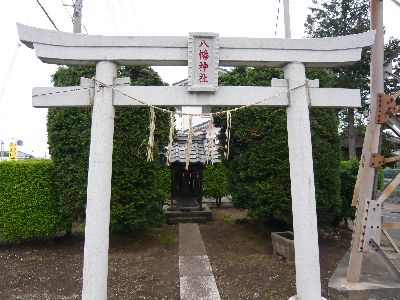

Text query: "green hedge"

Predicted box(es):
[338, 158, 359, 223]
[203, 162, 229, 203]
[339, 159, 385, 224]
[155, 166, 171, 202]
[215, 67, 341, 225]
[49, 65, 169, 234]
[0, 160, 60, 241]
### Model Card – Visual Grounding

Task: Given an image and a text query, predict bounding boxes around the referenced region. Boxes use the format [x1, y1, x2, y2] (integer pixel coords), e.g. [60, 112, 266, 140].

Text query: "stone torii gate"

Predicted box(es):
[17, 24, 374, 300]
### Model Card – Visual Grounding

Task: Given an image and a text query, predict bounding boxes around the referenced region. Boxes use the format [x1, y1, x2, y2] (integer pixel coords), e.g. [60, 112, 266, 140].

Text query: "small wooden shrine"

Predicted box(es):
[165, 133, 218, 223]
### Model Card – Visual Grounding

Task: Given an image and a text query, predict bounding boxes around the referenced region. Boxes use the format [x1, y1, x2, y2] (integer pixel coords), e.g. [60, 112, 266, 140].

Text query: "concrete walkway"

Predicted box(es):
[179, 223, 221, 300]
[328, 251, 400, 299]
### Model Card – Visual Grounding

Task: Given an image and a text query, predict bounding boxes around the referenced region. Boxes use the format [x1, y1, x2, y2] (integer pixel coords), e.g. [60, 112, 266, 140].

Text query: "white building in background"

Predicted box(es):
[182, 120, 220, 150]
[172, 77, 222, 152]
[173, 68, 227, 133]
[173, 78, 211, 131]
[0, 150, 35, 161]
[0, 139, 35, 161]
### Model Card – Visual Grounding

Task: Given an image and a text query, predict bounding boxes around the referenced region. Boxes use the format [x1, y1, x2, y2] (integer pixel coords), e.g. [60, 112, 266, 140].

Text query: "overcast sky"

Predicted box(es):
[0, 0, 399, 157]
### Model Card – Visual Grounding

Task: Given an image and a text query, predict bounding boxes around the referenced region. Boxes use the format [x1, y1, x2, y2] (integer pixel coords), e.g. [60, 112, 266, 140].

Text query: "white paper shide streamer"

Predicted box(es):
[185, 115, 193, 170]
[224, 111, 232, 160]
[166, 112, 175, 166]
[206, 115, 214, 164]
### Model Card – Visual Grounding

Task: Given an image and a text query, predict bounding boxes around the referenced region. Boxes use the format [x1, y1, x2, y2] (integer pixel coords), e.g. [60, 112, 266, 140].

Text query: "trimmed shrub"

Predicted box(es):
[339, 158, 359, 223]
[215, 67, 341, 225]
[203, 162, 229, 206]
[338, 159, 385, 224]
[49, 65, 169, 234]
[0, 160, 60, 241]
[155, 166, 171, 202]
[47, 107, 91, 232]
[311, 108, 342, 225]
[110, 107, 167, 233]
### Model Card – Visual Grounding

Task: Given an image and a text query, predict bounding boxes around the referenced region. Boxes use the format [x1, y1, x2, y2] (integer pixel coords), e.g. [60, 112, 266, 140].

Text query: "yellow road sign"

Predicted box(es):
[9, 142, 17, 160]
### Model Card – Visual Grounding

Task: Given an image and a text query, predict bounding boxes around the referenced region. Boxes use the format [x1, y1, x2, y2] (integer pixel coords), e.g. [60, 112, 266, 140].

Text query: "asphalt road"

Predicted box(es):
[382, 201, 400, 241]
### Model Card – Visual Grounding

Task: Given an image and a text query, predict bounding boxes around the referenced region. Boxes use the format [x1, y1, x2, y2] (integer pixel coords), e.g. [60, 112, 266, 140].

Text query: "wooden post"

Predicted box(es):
[285, 62, 322, 300]
[81, 61, 117, 300]
[347, 0, 384, 282]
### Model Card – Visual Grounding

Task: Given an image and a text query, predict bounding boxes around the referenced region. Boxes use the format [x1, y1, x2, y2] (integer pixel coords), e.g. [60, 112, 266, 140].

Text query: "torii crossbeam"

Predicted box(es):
[17, 23, 375, 300]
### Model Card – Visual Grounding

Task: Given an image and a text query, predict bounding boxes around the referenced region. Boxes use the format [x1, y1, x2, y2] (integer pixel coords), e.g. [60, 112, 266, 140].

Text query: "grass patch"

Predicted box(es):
[72, 222, 85, 235]
[159, 232, 178, 244]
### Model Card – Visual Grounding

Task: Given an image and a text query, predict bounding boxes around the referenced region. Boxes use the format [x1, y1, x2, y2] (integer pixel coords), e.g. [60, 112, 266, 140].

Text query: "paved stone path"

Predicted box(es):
[179, 223, 221, 300]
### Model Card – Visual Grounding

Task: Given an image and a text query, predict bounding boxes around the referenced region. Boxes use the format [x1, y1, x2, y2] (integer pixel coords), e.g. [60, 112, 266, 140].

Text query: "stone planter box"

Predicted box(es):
[271, 231, 295, 264]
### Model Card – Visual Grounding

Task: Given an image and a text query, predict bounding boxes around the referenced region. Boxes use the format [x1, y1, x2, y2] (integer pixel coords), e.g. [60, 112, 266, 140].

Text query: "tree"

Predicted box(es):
[48, 65, 170, 234]
[384, 38, 400, 97]
[215, 67, 341, 226]
[306, 0, 400, 159]
[305, 0, 370, 159]
[203, 162, 229, 207]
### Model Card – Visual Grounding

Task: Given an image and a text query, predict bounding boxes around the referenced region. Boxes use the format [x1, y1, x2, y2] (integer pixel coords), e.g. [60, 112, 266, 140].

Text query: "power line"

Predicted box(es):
[35, 0, 59, 31]
[390, 0, 400, 8]
[0, 43, 22, 101]
[81, 23, 88, 34]
[274, 0, 281, 36]
[0, 2, 34, 103]
[117, 0, 129, 34]
[104, 0, 119, 34]
[61, 0, 74, 25]
[130, 0, 141, 34]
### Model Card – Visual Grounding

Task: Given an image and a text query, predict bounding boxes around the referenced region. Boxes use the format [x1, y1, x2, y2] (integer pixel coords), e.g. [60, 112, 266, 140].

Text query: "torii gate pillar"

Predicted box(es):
[285, 62, 322, 299]
[82, 61, 117, 300]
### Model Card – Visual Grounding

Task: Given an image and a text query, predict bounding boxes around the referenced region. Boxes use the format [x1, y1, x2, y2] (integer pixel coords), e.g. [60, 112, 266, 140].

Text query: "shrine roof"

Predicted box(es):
[171, 133, 219, 164]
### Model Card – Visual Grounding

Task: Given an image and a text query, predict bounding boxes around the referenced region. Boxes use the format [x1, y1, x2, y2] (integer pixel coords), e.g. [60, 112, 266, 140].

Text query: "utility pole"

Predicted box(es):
[73, 0, 83, 33]
[283, 0, 291, 38]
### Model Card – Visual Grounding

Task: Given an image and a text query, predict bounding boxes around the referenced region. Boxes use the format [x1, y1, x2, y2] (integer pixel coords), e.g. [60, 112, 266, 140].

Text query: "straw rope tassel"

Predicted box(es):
[224, 111, 232, 160]
[166, 112, 175, 166]
[147, 107, 156, 161]
[185, 115, 193, 170]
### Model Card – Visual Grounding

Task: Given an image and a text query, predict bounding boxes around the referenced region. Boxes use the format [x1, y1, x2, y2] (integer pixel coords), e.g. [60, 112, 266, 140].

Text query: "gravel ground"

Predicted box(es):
[200, 208, 352, 299]
[0, 226, 179, 300]
[0, 208, 353, 300]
